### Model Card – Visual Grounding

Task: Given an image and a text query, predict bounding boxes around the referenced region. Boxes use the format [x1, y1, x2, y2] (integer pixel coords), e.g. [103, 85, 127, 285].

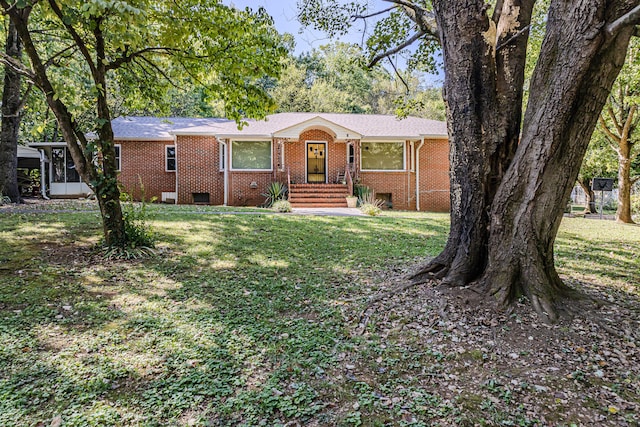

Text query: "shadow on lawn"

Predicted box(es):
[555, 232, 640, 289]
[4, 210, 640, 425]
[0, 211, 450, 425]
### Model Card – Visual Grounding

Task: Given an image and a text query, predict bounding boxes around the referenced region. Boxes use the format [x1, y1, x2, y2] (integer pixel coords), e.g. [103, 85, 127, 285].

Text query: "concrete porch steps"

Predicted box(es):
[289, 183, 350, 208]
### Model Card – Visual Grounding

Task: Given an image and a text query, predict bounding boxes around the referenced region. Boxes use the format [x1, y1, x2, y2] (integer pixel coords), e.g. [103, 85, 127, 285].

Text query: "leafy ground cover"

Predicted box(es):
[0, 201, 638, 426]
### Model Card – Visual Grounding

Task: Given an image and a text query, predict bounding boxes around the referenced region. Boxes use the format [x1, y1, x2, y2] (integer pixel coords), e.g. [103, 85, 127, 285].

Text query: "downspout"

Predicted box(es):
[174, 135, 178, 204]
[416, 138, 425, 211]
[221, 139, 229, 206]
[408, 141, 414, 206]
[39, 149, 49, 200]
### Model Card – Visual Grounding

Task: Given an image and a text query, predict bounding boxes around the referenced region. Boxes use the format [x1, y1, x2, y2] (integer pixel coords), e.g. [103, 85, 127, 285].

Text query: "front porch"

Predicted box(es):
[288, 183, 350, 208]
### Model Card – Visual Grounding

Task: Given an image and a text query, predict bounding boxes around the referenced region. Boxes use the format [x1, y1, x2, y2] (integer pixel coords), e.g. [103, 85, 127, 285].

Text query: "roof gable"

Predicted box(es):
[273, 115, 362, 139]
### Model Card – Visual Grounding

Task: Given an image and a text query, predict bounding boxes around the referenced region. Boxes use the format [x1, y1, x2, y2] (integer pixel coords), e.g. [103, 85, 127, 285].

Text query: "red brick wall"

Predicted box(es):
[176, 135, 223, 205]
[418, 138, 450, 212]
[360, 170, 416, 211]
[357, 139, 450, 212]
[117, 140, 176, 202]
[229, 172, 273, 206]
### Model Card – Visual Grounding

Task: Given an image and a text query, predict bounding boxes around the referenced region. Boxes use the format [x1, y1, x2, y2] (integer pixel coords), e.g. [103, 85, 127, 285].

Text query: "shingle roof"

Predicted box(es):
[181, 112, 448, 139]
[112, 113, 448, 141]
[112, 116, 231, 140]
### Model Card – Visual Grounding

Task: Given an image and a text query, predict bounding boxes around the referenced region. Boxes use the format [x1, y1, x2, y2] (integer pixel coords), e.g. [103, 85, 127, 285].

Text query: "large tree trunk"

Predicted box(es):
[412, 0, 534, 286]
[411, 0, 636, 322]
[479, 1, 634, 322]
[0, 19, 23, 203]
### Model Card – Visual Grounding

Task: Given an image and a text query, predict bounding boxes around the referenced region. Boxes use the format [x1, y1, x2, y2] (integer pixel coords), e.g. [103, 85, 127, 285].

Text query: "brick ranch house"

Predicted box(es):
[29, 112, 450, 211]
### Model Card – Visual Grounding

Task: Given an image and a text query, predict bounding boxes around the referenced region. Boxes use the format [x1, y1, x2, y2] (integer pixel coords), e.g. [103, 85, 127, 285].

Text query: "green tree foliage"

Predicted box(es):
[270, 41, 445, 118]
[598, 38, 639, 223]
[1, 0, 287, 247]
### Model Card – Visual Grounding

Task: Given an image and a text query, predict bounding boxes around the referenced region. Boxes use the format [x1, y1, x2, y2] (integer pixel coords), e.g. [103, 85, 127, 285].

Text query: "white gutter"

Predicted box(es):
[416, 138, 425, 211]
[221, 139, 229, 206]
[39, 149, 49, 200]
[408, 141, 414, 206]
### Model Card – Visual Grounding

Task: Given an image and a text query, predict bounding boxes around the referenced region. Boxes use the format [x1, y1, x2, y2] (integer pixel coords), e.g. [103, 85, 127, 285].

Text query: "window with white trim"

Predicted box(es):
[361, 142, 405, 171]
[231, 140, 272, 170]
[166, 145, 176, 171]
[219, 142, 226, 171]
[114, 144, 121, 171]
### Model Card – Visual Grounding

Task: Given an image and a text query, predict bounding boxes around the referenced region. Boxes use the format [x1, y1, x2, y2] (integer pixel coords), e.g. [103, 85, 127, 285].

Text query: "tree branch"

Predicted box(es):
[47, 0, 98, 81]
[44, 44, 77, 68]
[353, 5, 396, 21]
[387, 57, 409, 93]
[606, 4, 640, 37]
[368, 30, 426, 67]
[496, 24, 531, 52]
[138, 55, 181, 89]
[0, 51, 36, 83]
[382, 0, 439, 38]
[599, 114, 621, 147]
[17, 83, 33, 113]
[606, 104, 624, 135]
[621, 104, 637, 142]
[106, 47, 182, 71]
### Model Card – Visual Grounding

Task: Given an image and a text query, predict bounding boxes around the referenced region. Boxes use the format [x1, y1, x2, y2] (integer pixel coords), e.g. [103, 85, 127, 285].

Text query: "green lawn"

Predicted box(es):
[0, 205, 638, 426]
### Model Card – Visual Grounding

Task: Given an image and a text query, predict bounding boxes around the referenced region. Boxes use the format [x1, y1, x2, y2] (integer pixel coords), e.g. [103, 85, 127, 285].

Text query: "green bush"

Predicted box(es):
[0, 194, 11, 205]
[262, 182, 288, 207]
[360, 203, 382, 216]
[272, 200, 292, 212]
[359, 191, 384, 216]
[353, 184, 371, 204]
[105, 187, 156, 259]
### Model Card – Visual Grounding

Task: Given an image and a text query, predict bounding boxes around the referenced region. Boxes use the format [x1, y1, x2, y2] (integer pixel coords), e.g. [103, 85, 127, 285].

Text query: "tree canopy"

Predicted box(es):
[269, 41, 445, 118]
[1, 0, 287, 247]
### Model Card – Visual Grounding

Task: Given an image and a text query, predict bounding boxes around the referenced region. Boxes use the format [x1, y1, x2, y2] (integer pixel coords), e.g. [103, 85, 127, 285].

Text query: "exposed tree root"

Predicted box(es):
[409, 261, 449, 284]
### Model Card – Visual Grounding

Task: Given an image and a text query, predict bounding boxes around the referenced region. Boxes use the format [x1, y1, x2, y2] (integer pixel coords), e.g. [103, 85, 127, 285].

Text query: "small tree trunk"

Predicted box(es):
[0, 19, 23, 203]
[578, 179, 597, 214]
[5, 5, 127, 247]
[92, 17, 125, 246]
[95, 183, 125, 246]
[616, 146, 635, 223]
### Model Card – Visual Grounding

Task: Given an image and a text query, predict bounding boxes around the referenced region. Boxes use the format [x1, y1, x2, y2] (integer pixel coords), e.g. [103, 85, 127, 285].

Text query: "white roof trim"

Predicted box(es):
[18, 146, 43, 159]
[214, 134, 272, 140]
[361, 136, 419, 142]
[273, 116, 362, 139]
[420, 133, 449, 139]
[115, 136, 175, 141]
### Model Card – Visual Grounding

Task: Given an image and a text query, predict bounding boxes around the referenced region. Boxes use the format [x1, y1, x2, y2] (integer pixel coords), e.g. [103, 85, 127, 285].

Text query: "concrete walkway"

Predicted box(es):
[289, 207, 365, 216]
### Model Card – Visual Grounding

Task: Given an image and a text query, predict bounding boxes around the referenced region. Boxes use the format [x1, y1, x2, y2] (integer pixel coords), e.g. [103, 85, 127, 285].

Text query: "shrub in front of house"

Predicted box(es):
[262, 182, 288, 208]
[272, 200, 292, 212]
[359, 191, 384, 216]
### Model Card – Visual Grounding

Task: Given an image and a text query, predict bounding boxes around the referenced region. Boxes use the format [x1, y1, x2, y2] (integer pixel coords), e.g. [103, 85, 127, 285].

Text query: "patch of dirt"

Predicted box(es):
[340, 274, 640, 426]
